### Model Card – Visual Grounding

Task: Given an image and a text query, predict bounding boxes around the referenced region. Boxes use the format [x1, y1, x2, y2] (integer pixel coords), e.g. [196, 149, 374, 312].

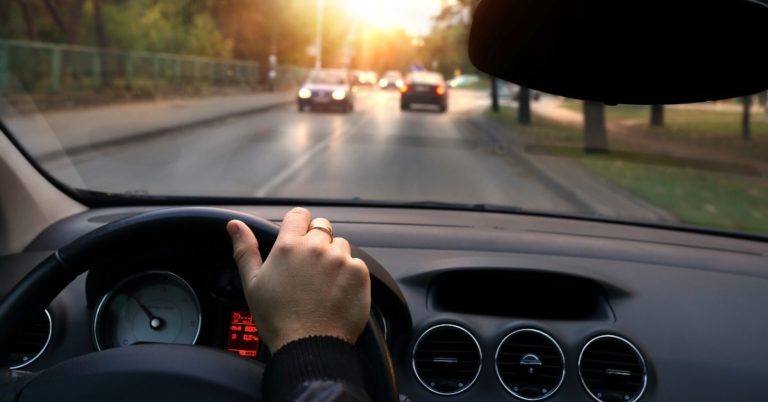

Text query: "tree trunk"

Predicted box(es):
[65, 0, 86, 44]
[584, 101, 608, 152]
[0, 0, 12, 27]
[42, 0, 67, 34]
[16, 0, 38, 40]
[93, 0, 109, 48]
[518, 86, 531, 125]
[742, 95, 751, 141]
[650, 104, 664, 127]
[490, 76, 499, 113]
[93, 0, 110, 87]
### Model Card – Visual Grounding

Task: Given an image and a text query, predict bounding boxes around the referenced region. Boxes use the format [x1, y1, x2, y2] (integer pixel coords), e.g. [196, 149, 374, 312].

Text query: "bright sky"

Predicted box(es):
[344, 0, 443, 36]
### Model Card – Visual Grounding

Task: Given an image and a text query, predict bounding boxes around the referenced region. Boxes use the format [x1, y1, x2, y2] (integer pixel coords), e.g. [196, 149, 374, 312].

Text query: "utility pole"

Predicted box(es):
[315, 0, 323, 69]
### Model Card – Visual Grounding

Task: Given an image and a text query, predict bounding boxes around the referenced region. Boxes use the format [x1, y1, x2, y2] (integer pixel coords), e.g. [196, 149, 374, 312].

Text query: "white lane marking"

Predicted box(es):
[253, 112, 371, 197]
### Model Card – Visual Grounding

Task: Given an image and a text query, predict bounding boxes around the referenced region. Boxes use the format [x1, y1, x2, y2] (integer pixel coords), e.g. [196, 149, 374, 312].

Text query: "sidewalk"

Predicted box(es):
[469, 107, 678, 222]
[1, 91, 294, 159]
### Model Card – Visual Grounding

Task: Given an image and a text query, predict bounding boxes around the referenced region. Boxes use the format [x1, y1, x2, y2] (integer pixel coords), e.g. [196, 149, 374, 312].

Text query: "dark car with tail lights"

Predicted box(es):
[400, 71, 448, 112]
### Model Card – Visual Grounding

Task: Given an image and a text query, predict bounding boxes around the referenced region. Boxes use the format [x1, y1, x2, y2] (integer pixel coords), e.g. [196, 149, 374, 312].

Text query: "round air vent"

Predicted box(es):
[8, 309, 52, 369]
[579, 335, 648, 402]
[495, 328, 565, 400]
[412, 324, 481, 395]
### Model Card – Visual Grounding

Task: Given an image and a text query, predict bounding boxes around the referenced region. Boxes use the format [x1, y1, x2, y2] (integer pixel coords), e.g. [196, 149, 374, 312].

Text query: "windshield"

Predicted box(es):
[0, 1, 766, 236]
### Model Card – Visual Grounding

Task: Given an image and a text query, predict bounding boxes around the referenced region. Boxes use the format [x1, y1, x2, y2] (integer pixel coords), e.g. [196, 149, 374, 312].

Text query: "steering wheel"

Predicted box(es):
[0, 207, 398, 402]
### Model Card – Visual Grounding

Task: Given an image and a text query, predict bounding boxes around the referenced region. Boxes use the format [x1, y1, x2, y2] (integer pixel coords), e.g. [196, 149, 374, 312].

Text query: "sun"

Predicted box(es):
[345, 0, 400, 30]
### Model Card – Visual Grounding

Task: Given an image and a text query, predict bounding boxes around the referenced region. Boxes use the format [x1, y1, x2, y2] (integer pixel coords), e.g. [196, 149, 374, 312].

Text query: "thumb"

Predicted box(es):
[227, 220, 264, 286]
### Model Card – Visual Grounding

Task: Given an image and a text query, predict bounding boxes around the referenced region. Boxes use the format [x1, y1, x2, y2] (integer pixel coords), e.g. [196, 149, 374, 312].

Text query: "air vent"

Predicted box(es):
[579, 335, 648, 402]
[495, 328, 565, 400]
[9, 309, 52, 369]
[412, 324, 481, 395]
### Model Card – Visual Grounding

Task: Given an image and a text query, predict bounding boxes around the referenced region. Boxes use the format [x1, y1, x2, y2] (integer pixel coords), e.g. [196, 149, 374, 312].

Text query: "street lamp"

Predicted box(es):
[315, 0, 323, 69]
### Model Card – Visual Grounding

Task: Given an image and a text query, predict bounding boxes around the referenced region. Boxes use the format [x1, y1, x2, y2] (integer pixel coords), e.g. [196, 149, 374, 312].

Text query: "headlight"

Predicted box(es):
[298, 88, 312, 99]
[331, 89, 347, 100]
[395, 79, 404, 87]
[379, 79, 388, 87]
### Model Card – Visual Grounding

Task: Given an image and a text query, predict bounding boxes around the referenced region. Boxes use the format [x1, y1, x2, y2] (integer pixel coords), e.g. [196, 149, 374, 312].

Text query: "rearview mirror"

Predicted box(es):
[469, 0, 768, 104]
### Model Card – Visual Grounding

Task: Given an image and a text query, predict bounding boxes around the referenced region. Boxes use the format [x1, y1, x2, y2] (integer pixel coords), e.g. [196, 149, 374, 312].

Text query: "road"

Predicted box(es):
[28, 88, 580, 212]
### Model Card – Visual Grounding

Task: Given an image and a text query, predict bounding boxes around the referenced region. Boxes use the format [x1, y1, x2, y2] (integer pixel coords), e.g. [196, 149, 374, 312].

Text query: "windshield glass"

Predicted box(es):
[0, 1, 766, 235]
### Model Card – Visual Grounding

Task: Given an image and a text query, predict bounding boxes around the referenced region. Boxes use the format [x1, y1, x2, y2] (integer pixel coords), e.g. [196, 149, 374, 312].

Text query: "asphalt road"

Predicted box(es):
[36, 89, 579, 212]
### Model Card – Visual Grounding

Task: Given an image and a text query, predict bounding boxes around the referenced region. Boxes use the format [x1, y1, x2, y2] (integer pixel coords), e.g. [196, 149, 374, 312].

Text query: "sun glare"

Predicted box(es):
[345, 0, 402, 30]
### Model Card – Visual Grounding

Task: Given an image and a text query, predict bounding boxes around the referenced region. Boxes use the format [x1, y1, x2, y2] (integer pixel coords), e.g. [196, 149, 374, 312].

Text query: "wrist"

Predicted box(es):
[269, 330, 354, 354]
[263, 335, 369, 401]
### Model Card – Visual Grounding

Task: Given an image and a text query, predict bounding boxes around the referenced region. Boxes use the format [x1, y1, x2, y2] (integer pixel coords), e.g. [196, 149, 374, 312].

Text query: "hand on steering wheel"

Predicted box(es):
[227, 208, 371, 352]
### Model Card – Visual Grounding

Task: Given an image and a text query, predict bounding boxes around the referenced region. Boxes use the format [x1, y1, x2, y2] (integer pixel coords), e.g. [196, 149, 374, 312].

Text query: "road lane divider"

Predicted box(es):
[253, 112, 372, 197]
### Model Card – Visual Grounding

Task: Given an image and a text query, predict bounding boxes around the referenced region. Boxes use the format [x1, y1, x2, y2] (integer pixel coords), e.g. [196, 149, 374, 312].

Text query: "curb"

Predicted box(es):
[466, 115, 598, 215]
[467, 113, 678, 222]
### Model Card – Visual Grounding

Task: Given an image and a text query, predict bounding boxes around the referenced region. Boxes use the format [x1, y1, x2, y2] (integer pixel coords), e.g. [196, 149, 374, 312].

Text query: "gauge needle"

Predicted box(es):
[131, 296, 164, 330]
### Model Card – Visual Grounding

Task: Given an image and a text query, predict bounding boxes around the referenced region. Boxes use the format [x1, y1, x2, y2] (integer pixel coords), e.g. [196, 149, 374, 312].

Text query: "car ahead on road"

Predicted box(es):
[378, 70, 404, 90]
[400, 71, 449, 112]
[353, 70, 378, 87]
[297, 69, 355, 113]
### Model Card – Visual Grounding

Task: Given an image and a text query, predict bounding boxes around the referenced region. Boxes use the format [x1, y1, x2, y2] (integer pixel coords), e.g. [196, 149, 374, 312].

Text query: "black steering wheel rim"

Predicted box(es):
[0, 207, 397, 402]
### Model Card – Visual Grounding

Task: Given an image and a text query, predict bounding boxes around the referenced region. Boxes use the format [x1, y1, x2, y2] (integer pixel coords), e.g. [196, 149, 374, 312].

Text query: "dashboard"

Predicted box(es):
[2, 205, 768, 401]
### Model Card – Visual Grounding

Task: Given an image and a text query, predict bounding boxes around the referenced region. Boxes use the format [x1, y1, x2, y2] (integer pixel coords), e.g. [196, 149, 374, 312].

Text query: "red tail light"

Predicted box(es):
[436, 86, 447, 95]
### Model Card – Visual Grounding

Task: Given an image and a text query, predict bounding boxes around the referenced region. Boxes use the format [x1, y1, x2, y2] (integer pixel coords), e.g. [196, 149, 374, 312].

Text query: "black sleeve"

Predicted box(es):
[263, 336, 372, 402]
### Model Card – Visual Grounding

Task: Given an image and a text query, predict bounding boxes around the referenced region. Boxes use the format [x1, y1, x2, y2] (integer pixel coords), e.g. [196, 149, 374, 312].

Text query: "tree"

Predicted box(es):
[92, 0, 108, 48]
[650, 104, 664, 126]
[490, 76, 499, 112]
[584, 101, 608, 152]
[16, 0, 38, 40]
[518, 86, 531, 125]
[742, 95, 752, 141]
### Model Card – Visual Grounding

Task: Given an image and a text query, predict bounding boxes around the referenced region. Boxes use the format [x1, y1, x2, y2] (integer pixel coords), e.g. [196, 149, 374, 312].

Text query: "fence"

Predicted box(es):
[0, 39, 305, 96]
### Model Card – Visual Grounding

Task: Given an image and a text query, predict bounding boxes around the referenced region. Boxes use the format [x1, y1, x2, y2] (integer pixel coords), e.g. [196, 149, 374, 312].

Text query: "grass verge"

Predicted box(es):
[560, 99, 768, 162]
[487, 106, 768, 235]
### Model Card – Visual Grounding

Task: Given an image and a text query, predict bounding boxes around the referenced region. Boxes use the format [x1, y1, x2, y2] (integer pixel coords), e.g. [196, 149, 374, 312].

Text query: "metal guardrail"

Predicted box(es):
[0, 39, 305, 94]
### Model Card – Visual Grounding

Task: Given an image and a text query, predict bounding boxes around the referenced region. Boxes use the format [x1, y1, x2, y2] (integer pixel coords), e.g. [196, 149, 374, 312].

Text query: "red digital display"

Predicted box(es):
[227, 310, 260, 358]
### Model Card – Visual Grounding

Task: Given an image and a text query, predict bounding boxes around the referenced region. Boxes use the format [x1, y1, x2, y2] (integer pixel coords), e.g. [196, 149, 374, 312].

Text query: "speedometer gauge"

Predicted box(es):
[93, 271, 201, 350]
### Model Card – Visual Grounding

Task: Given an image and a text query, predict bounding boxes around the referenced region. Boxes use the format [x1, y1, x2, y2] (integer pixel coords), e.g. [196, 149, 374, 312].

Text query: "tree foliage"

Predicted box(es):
[0, 0, 477, 75]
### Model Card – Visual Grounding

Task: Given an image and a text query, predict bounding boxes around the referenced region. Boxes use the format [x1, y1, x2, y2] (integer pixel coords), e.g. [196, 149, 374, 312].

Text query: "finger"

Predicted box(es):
[350, 258, 370, 276]
[227, 220, 263, 284]
[276, 207, 312, 242]
[305, 217, 334, 242]
[331, 236, 351, 256]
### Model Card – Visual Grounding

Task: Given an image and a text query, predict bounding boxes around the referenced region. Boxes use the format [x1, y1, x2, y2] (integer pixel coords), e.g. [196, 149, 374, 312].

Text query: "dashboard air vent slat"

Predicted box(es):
[495, 328, 565, 400]
[412, 324, 481, 395]
[579, 335, 648, 402]
[8, 310, 52, 369]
